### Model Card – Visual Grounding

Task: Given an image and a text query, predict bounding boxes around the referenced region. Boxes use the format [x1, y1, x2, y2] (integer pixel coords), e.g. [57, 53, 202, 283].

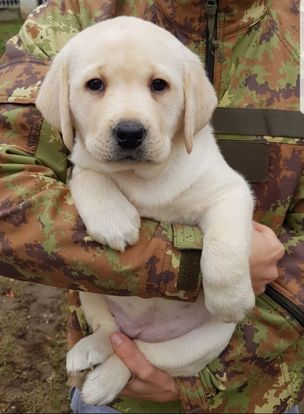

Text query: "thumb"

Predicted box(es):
[253, 220, 267, 232]
[110, 332, 155, 380]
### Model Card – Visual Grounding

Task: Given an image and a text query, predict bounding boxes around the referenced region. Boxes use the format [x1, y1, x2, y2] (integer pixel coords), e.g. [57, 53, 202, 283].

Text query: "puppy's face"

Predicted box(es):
[36, 17, 217, 172]
[69, 32, 184, 166]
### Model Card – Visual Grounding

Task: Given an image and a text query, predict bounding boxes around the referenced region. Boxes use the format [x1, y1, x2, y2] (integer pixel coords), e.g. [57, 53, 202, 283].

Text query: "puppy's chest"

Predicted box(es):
[134, 191, 202, 225]
[138, 205, 192, 224]
[115, 173, 204, 225]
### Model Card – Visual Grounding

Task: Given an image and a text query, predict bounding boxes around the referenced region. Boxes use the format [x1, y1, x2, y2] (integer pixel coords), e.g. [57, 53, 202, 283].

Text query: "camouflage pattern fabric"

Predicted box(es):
[0, 0, 303, 412]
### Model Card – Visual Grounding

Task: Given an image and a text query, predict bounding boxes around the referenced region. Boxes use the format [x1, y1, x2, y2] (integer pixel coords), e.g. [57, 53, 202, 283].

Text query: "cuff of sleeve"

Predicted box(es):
[175, 376, 209, 413]
[177, 249, 201, 294]
[161, 223, 202, 302]
[174, 224, 202, 299]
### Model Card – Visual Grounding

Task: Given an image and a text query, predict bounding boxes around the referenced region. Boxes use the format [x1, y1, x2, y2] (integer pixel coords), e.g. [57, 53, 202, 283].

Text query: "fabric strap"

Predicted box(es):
[212, 108, 304, 138]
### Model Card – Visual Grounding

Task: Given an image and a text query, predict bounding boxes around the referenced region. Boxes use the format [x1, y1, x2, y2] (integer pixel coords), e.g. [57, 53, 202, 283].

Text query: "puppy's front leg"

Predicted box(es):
[70, 166, 141, 252]
[67, 293, 132, 406]
[200, 175, 255, 323]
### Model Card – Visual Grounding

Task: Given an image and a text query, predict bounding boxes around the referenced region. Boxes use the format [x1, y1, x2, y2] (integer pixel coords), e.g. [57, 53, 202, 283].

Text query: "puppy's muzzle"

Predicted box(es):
[113, 121, 146, 150]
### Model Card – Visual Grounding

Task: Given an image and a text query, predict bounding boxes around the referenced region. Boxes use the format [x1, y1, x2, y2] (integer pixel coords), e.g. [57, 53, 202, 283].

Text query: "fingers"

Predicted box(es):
[264, 229, 285, 262]
[121, 381, 178, 402]
[110, 332, 178, 400]
[252, 221, 285, 261]
[251, 262, 280, 295]
[250, 221, 285, 296]
[110, 333, 158, 381]
[275, 240, 285, 262]
[252, 221, 267, 232]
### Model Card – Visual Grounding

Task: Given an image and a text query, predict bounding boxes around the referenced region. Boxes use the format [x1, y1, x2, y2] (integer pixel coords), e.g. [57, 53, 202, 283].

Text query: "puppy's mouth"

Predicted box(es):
[119, 154, 141, 162]
[106, 149, 153, 164]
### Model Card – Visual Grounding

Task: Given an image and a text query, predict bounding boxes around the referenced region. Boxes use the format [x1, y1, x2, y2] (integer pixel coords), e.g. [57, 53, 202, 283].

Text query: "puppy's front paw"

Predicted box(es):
[202, 253, 255, 323]
[66, 331, 113, 374]
[81, 354, 131, 405]
[204, 281, 255, 323]
[85, 203, 141, 252]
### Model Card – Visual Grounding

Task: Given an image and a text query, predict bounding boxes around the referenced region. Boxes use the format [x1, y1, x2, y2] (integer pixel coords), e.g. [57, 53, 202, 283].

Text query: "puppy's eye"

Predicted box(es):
[151, 79, 168, 92]
[86, 78, 105, 91]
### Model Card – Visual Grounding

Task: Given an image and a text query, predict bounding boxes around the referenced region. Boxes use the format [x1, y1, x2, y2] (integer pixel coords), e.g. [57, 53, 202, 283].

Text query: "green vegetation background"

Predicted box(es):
[0, 20, 23, 55]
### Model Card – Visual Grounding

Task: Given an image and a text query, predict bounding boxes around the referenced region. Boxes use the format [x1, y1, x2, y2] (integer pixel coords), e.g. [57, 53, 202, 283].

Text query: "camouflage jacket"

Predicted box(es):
[0, 0, 303, 413]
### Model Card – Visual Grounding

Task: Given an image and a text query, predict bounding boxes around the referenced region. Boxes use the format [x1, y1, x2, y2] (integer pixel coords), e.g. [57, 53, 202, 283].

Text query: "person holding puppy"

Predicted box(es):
[0, 0, 303, 413]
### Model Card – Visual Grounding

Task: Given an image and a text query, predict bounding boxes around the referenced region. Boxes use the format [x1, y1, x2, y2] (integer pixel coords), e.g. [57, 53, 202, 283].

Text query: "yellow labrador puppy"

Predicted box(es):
[36, 16, 255, 405]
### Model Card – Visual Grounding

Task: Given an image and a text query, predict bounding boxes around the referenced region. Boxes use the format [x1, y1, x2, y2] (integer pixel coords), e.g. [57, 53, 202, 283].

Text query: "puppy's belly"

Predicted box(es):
[105, 292, 209, 342]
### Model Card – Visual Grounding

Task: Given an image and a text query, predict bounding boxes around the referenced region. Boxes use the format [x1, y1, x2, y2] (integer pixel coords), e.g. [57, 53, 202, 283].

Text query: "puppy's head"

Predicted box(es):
[36, 16, 217, 171]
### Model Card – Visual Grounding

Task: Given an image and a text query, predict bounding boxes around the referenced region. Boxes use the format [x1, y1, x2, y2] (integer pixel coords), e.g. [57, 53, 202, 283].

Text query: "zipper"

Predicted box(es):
[265, 285, 304, 328]
[205, 0, 218, 83]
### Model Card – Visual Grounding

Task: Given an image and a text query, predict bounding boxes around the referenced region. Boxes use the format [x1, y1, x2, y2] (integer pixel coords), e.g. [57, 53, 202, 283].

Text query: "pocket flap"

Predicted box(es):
[0, 57, 50, 104]
[172, 224, 203, 250]
[217, 136, 269, 182]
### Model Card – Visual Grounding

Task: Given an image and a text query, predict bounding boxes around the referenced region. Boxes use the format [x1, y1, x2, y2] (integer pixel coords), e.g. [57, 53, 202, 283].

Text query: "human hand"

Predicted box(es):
[110, 333, 179, 402]
[250, 221, 285, 295]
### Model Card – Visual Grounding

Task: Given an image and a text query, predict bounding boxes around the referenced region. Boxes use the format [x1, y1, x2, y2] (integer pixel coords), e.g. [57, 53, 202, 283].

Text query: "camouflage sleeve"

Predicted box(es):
[276, 172, 304, 307]
[0, 10, 202, 301]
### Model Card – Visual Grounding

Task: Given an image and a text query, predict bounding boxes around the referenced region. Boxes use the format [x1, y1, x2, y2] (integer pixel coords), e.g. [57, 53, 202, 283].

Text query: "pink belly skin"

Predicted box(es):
[105, 293, 209, 342]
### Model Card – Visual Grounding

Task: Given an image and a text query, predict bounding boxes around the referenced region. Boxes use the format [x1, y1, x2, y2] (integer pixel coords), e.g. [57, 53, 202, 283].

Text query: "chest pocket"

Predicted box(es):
[213, 107, 304, 183]
[0, 57, 50, 155]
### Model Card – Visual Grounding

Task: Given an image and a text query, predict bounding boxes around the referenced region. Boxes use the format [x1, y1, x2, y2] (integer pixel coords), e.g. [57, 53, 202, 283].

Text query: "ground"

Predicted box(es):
[0, 277, 71, 413]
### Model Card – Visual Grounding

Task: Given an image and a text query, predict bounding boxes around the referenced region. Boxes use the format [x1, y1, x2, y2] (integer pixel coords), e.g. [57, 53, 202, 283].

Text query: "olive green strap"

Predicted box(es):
[177, 250, 201, 292]
[206, 0, 218, 42]
[212, 108, 304, 138]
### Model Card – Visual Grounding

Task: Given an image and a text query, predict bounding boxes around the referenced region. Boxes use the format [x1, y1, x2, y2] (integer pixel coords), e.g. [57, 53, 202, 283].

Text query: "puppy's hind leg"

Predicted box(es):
[66, 293, 118, 374]
[135, 320, 236, 376]
[82, 354, 131, 406]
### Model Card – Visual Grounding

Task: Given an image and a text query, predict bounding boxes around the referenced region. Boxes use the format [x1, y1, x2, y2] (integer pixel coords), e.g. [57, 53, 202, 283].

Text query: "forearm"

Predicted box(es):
[0, 0, 205, 301]
[0, 144, 201, 299]
[0, 18, 203, 300]
[275, 174, 304, 307]
[275, 230, 304, 307]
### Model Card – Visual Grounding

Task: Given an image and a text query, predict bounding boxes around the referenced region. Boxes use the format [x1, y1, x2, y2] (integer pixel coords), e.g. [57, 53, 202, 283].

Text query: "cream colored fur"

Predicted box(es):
[36, 16, 255, 406]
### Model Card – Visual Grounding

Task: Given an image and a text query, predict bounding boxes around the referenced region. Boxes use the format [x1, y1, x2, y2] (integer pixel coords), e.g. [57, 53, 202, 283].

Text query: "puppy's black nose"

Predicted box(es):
[114, 121, 146, 149]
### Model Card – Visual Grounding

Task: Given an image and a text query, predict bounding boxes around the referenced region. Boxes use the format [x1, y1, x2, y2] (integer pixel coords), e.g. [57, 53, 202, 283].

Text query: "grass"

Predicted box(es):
[0, 19, 23, 56]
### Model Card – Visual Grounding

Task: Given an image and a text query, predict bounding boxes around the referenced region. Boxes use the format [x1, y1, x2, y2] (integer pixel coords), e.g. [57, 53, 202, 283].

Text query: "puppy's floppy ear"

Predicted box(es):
[36, 50, 74, 151]
[183, 60, 218, 153]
